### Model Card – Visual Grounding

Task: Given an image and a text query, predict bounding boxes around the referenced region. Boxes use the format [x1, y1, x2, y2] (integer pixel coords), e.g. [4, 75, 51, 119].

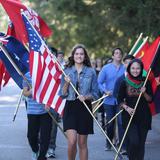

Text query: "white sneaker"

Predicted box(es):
[46, 148, 55, 158]
[32, 152, 38, 160]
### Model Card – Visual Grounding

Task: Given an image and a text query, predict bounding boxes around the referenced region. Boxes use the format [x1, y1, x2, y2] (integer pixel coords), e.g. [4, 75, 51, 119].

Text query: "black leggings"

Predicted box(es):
[27, 113, 52, 160]
[126, 124, 148, 160]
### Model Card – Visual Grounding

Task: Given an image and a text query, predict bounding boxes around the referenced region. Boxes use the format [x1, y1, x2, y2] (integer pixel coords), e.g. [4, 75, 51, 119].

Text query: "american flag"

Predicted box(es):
[22, 14, 65, 115]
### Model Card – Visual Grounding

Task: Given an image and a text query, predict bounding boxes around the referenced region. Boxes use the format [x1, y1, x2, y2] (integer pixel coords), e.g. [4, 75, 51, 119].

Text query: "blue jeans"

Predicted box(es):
[116, 106, 126, 150]
[104, 104, 116, 147]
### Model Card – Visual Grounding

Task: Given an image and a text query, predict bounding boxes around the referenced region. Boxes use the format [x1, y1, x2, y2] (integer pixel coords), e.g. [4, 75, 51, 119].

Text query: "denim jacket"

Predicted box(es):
[59, 65, 99, 101]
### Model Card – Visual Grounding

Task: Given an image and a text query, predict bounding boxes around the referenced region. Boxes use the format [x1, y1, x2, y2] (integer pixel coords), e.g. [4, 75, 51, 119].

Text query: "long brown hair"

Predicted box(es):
[66, 44, 91, 68]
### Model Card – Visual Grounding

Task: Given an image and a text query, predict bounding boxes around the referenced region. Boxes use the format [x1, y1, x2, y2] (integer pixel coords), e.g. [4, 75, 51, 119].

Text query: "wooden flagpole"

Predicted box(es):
[93, 100, 104, 114]
[12, 90, 23, 121]
[47, 110, 67, 139]
[92, 94, 108, 105]
[21, 12, 123, 157]
[114, 68, 151, 160]
[0, 43, 32, 122]
[0, 42, 66, 137]
[133, 36, 148, 57]
[103, 35, 148, 125]
[128, 33, 143, 55]
[0, 43, 31, 87]
[105, 109, 123, 126]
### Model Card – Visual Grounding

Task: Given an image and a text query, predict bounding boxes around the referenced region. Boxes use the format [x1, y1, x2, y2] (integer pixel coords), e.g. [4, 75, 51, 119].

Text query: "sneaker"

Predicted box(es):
[46, 148, 56, 158]
[32, 152, 38, 160]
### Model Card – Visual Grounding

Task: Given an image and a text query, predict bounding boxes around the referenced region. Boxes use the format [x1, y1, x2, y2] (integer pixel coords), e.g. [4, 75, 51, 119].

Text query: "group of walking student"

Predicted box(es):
[23, 44, 153, 160]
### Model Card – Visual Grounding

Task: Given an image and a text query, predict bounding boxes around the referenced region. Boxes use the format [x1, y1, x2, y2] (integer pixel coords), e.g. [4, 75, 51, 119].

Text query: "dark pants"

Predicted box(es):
[104, 104, 117, 147]
[27, 113, 52, 160]
[126, 124, 148, 160]
[98, 104, 105, 129]
[48, 108, 59, 150]
[117, 106, 126, 150]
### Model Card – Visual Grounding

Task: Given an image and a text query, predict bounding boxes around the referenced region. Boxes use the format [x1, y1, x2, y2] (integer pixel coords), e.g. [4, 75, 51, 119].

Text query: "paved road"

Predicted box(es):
[0, 81, 160, 160]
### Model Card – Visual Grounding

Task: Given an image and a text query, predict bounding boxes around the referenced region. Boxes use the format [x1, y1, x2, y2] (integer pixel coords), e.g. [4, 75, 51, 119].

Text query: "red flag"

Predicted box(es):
[0, 60, 10, 90]
[0, 0, 52, 43]
[148, 37, 160, 115]
[3, 69, 10, 87]
[0, 60, 5, 89]
[0, 35, 11, 89]
[149, 78, 159, 115]
[134, 36, 160, 115]
[148, 37, 160, 76]
[7, 21, 22, 42]
[141, 37, 160, 115]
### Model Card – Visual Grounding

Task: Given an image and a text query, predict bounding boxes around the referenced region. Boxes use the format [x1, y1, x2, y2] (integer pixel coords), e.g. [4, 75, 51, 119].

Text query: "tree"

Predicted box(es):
[2, 0, 160, 57]
[0, 5, 8, 33]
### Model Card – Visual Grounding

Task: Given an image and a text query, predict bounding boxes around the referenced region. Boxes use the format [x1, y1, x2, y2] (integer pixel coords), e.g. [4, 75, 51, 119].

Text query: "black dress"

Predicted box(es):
[118, 80, 153, 160]
[63, 82, 93, 135]
[63, 99, 93, 135]
[118, 80, 153, 130]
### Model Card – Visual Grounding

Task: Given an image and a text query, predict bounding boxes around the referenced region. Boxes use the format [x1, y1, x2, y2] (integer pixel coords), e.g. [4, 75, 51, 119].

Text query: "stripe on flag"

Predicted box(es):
[23, 13, 65, 115]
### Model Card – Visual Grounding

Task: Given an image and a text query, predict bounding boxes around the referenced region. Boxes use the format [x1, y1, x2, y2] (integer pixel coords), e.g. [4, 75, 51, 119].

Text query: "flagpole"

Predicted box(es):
[93, 100, 104, 114]
[128, 33, 143, 55]
[115, 36, 160, 159]
[0, 43, 33, 122]
[103, 36, 149, 125]
[47, 110, 67, 139]
[68, 79, 122, 156]
[105, 109, 123, 126]
[92, 99, 101, 113]
[0, 42, 67, 138]
[0, 43, 33, 124]
[22, 38, 68, 139]
[21, 12, 123, 157]
[92, 94, 108, 105]
[55, 56, 122, 155]
[114, 68, 151, 160]
[0, 44, 23, 76]
[0, 43, 31, 88]
[133, 37, 148, 57]
[24, 45, 67, 139]
[12, 90, 23, 121]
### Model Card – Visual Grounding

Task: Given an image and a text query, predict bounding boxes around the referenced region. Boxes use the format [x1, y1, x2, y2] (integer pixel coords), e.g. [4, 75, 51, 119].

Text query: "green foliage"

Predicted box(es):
[1, 0, 160, 57]
[0, 5, 8, 33]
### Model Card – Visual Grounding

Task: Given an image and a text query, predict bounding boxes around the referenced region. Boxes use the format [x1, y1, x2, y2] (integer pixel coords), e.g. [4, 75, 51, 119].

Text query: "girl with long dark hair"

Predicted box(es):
[59, 44, 98, 160]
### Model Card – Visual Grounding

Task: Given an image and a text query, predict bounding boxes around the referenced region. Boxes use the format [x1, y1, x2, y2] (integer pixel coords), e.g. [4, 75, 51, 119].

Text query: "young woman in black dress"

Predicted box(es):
[59, 44, 98, 160]
[117, 59, 153, 160]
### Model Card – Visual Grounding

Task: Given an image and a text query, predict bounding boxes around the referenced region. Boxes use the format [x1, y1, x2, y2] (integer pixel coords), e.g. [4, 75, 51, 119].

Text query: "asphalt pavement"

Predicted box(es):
[0, 81, 160, 160]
